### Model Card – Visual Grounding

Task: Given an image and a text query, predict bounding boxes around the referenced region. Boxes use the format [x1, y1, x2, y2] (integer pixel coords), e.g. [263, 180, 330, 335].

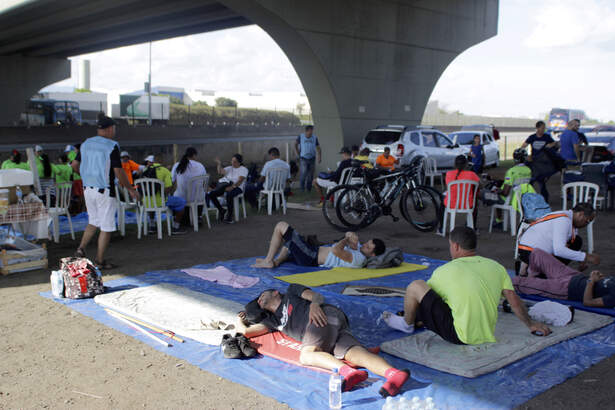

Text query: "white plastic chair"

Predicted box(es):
[488, 178, 530, 236]
[233, 193, 247, 222]
[185, 175, 214, 231]
[423, 157, 444, 190]
[115, 184, 141, 238]
[439, 180, 479, 236]
[258, 168, 288, 215]
[46, 183, 74, 243]
[134, 178, 172, 239]
[562, 181, 599, 254]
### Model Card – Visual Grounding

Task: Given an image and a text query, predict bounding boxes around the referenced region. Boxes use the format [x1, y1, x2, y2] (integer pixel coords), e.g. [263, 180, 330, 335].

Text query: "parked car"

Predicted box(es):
[448, 130, 500, 167]
[586, 125, 615, 162]
[359, 125, 466, 169]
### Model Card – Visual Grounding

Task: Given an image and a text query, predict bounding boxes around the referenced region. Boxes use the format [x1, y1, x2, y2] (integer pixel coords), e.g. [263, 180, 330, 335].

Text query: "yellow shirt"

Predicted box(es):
[427, 256, 513, 344]
[354, 155, 373, 169]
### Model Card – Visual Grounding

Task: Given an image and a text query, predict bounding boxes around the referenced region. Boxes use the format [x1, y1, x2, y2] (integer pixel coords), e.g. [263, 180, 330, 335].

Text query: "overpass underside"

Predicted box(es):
[0, 0, 498, 168]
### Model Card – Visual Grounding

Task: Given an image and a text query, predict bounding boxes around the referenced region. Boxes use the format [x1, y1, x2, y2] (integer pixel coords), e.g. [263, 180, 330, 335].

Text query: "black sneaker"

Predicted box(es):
[171, 226, 187, 235]
[235, 333, 257, 358]
[223, 216, 235, 224]
[221, 334, 243, 359]
[218, 209, 226, 222]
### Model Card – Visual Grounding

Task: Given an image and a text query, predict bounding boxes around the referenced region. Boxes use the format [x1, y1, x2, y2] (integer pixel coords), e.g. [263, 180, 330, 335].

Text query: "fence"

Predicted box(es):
[497, 132, 528, 160]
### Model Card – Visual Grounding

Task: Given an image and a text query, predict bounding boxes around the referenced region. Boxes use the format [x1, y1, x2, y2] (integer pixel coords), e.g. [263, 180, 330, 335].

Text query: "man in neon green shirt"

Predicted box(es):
[400, 227, 550, 344]
[1, 150, 31, 170]
[52, 155, 74, 184]
[497, 148, 534, 212]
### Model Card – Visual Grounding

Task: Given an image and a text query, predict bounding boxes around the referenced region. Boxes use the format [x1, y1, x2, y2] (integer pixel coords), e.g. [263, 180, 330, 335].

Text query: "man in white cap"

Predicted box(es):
[71, 116, 139, 269]
[120, 151, 143, 186]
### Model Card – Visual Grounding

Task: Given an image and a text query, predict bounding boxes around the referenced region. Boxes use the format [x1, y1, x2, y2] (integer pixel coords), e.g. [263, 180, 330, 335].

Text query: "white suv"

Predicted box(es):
[359, 125, 466, 169]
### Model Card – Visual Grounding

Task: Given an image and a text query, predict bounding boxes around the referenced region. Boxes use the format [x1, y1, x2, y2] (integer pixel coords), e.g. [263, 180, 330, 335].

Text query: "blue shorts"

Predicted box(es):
[166, 195, 186, 212]
[282, 226, 318, 266]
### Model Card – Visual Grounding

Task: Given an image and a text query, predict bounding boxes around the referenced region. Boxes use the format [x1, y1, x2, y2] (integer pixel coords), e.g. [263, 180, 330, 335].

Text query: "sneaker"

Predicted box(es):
[316, 201, 324, 208]
[235, 333, 257, 358]
[221, 334, 243, 359]
[171, 226, 187, 235]
[223, 216, 235, 224]
[218, 209, 226, 222]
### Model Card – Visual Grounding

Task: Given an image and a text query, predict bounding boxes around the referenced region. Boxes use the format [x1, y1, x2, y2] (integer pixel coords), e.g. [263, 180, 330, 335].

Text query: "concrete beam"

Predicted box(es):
[220, 0, 498, 169]
[0, 55, 70, 126]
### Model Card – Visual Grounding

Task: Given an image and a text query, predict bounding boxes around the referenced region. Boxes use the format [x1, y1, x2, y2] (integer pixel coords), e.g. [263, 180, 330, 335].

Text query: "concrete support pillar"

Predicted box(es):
[220, 0, 498, 169]
[0, 55, 70, 126]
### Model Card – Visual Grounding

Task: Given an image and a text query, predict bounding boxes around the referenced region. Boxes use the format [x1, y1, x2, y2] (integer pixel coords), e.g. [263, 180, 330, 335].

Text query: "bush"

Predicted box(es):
[169, 104, 301, 127]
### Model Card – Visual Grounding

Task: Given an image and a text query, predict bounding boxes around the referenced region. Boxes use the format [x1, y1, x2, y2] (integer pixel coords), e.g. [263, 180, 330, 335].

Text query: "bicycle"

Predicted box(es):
[322, 157, 442, 232]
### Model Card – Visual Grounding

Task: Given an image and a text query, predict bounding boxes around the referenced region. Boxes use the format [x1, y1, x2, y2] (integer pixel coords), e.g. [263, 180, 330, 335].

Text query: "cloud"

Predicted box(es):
[524, 0, 615, 48]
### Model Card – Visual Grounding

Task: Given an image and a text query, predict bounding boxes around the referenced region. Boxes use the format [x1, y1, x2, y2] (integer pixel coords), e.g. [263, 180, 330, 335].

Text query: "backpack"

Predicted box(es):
[365, 248, 403, 269]
[141, 165, 162, 193]
[60, 257, 104, 299]
[521, 193, 552, 222]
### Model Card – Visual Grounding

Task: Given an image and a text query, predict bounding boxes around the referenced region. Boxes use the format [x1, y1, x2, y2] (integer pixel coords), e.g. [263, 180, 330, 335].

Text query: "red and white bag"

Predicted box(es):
[60, 257, 104, 299]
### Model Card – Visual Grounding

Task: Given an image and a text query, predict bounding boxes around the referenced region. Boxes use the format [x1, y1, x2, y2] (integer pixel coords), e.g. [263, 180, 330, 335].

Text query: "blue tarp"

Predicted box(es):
[40, 253, 615, 409]
[58, 212, 141, 235]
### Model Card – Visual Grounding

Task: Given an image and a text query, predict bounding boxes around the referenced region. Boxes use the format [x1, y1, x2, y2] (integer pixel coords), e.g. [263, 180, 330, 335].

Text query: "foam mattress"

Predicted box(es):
[94, 283, 244, 345]
[381, 308, 613, 378]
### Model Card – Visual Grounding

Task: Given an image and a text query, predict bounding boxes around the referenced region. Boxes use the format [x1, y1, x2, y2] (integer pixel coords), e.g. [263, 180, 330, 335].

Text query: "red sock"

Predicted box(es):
[379, 368, 410, 397]
[320, 196, 325, 202]
[339, 365, 368, 392]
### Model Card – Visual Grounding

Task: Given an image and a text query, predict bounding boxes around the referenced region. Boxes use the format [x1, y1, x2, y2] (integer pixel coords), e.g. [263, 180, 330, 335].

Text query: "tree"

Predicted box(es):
[296, 102, 305, 116]
[215, 97, 238, 107]
[193, 100, 208, 106]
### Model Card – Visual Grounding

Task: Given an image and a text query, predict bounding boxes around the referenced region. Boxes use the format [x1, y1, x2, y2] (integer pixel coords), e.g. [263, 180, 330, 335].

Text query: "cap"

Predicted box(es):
[97, 116, 116, 129]
[339, 147, 351, 154]
[64, 144, 75, 153]
[120, 151, 130, 158]
[144, 155, 155, 163]
[34, 145, 43, 152]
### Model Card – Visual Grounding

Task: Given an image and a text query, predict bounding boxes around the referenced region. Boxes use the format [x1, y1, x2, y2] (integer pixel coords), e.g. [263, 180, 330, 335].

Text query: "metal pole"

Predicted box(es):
[504, 135, 508, 160]
[148, 41, 152, 126]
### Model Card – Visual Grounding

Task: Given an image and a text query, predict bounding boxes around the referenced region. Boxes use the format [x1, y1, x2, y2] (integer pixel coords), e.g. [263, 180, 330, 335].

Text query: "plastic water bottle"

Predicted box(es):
[329, 368, 342, 409]
[15, 186, 23, 204]
[50, 270, 64, 298]
[382, 396, 396, 410]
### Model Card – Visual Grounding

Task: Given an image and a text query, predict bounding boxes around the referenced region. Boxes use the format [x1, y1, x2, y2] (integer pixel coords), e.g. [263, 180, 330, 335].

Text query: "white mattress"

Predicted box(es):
[94, 284, 244, 345]
[381, 308, 613, 378]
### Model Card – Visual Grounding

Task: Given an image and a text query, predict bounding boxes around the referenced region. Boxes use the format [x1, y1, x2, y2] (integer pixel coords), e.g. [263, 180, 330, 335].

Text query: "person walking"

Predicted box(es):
[294, 125, 321, 192]
[72, 116, 139, 269]
[521, 121, 558, 202]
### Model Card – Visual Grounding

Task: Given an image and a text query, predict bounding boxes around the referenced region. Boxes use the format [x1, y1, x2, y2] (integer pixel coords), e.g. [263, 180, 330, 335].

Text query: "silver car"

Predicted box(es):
[449, 130, 500, 167]
[359, 125, 466, 169]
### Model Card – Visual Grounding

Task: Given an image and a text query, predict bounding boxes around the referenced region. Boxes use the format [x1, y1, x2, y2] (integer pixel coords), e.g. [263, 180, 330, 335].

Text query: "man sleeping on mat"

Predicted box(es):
[391, 227, 551, 344]
[513, 248, 615, 308]
[251, 221, 385, 269]
[236, 284, 410, 397]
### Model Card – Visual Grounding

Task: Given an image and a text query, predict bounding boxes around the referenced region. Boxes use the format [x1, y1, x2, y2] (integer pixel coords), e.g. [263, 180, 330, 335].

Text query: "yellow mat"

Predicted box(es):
[275, 262, 427, 287]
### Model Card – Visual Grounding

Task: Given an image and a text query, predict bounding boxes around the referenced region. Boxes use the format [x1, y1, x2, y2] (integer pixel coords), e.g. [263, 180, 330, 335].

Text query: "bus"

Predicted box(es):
[25, 99, 82, 126]
[548, 108, 586, 133]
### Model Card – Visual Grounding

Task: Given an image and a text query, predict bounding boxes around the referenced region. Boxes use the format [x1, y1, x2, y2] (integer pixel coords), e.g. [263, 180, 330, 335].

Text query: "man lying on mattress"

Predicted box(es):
[236, 284, 410, 397]
[513, 248, 615, 308]
[251, 221, 385, 269]
[398, 227, 551, 345]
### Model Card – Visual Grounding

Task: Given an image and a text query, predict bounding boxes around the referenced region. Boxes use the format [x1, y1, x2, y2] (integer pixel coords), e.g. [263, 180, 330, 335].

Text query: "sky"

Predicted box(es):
[46, 0, 615, 121]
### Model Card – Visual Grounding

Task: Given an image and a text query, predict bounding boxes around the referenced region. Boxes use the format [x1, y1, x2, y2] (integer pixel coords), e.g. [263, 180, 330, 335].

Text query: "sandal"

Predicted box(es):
[95, 260, 117, 270]
[74, 248, 86, 258]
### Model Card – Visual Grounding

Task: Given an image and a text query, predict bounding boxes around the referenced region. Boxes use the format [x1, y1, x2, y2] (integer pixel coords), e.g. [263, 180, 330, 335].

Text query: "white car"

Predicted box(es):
[360, 125, 466, 169]
[449, 130, 500, 167]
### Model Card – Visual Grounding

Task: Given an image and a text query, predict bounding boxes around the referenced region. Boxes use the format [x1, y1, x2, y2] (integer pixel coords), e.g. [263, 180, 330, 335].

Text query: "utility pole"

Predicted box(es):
[148, 41, 152, 126]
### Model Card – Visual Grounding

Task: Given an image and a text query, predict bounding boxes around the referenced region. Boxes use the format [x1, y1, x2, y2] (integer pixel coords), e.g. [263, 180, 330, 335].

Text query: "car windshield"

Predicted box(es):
[452, 132, 476, 145]
[365, 130, 401, 145]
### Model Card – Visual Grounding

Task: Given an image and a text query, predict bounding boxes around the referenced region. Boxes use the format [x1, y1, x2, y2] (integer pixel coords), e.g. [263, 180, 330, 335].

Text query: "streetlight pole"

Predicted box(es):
[148, 41, 152, 126]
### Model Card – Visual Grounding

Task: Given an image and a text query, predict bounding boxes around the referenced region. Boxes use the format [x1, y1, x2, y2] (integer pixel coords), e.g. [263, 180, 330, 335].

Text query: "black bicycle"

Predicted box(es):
[322, 157, 442, 232]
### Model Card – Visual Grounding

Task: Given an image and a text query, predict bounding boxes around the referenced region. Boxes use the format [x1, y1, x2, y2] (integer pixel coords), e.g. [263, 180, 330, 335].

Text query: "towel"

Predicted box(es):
[182, 266, 259, 288]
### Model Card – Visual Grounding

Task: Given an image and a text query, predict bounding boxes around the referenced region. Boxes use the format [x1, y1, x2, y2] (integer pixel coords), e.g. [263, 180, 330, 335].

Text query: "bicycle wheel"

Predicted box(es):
[335, 185, 373, 231]
[322, 184, 353, 231]
[400, 186, 441, 232]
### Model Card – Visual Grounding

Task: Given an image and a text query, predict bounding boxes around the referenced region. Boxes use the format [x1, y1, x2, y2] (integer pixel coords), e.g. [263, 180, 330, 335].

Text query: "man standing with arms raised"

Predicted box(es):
[295, 125, 321, 192]
[71, 116, 139, 269]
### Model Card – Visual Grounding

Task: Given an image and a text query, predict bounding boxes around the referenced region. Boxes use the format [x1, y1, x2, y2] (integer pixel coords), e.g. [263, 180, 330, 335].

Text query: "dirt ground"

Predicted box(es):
[1, 169, 614, 409]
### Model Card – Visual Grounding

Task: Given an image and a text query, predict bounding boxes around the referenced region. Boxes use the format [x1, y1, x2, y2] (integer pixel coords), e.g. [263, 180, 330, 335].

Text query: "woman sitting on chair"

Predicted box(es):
[444, 155, 480, 229]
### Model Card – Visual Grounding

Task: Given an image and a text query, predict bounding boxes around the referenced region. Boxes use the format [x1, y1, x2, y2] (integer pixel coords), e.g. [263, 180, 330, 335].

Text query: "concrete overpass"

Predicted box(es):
[0, 0, 498, 166]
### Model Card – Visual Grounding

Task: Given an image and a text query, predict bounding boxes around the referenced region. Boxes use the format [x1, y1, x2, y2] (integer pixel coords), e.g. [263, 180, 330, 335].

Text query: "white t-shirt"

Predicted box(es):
[261, 158, 291, 189]
[519, 210, 585, 262]
[171, 160, 207, 199]
[220, 165, 248, 191]
[320, 246, 367, 268]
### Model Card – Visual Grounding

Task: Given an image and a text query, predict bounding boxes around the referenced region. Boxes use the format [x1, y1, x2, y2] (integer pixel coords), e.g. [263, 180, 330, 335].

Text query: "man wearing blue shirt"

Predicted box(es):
[559, 119, 581, 162]
[295, 125, 321, 192]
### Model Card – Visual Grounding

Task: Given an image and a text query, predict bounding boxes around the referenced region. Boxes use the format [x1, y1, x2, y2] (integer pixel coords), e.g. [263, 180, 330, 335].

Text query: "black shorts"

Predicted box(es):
[282, 226, 319, 266]
[301, 305, 360, 359]
[417, 289, 464, 345]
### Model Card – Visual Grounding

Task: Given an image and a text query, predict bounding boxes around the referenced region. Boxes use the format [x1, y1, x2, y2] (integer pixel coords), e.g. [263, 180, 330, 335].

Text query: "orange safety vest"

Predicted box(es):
[518, 213, 575, 252]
